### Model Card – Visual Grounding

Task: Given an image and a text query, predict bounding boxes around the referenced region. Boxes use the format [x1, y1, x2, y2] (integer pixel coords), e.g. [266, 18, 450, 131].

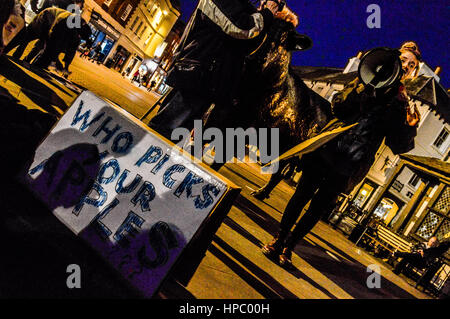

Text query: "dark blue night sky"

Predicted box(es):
[178, 0, 449, 88]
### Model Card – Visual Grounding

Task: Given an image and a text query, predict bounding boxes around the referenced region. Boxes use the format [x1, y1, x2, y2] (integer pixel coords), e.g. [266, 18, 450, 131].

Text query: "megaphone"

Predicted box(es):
[358, 47, 403, 89]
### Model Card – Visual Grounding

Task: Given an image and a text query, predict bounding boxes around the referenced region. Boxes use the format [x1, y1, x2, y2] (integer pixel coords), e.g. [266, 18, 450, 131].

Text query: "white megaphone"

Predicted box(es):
[358, 47, 403, 89]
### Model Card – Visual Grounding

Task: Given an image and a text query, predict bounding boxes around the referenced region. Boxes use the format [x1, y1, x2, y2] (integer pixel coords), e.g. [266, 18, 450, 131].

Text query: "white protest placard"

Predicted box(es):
[23, 91, 239, 297]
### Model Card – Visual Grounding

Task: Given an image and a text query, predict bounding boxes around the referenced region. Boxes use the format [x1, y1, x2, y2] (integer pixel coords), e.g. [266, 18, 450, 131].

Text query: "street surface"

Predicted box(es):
[159, 161, 430, 299]
[67, 55, 161, 119]
[0, 54, 431, 299]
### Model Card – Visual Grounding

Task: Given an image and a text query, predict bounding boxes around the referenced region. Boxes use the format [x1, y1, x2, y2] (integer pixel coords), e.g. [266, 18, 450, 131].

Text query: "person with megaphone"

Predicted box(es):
[261, 42, 422, 268]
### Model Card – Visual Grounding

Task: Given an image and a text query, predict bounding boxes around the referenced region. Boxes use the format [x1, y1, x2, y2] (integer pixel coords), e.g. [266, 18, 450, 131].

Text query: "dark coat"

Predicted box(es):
[317, 77, 417, 192]
[175, 0, 274, 103]
[30, 0, 75, 13]
[28, 8, 81, 69]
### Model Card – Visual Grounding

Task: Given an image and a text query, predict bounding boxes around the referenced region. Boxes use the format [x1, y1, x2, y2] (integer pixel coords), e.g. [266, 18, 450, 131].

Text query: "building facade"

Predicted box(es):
[21, 0, 181, 88]
[85, 0, 180, 85]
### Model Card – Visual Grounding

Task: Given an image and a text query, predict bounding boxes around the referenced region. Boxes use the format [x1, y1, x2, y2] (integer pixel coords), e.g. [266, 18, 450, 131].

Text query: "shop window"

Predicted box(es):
[433, 186, 450, 215]
[353, 182, 376, 209]
[373, 198, 400, 227]
[416, 211, 443, 240]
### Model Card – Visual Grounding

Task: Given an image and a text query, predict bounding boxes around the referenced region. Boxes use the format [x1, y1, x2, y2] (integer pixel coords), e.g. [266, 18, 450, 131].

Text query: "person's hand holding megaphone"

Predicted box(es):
[398, 84, 421, 126]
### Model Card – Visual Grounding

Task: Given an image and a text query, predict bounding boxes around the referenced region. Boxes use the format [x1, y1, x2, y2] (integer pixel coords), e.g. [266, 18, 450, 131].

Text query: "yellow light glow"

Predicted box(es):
[154, 9, 162, 25]
[154, 42, 167, 58]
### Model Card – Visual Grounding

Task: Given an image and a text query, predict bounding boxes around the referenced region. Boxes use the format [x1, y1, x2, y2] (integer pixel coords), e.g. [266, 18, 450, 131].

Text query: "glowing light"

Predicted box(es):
[154, 9, 162, 25]
[154, 42, 167, 58]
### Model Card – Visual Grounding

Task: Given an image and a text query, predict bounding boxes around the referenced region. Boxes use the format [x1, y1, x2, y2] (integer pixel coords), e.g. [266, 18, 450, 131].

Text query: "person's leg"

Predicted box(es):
[32, 40, 58, 69]
[251, 160, 291, 200]
[280, 170, 348, 266]
[261, 157, 320, 258]
[149, 89, 211, 141]
[23, 39, 45, 63]
[393, 252, 423, 275]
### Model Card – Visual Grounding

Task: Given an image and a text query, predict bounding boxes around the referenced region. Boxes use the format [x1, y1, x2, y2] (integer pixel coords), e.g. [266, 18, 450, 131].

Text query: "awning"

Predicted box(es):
[90, 11, 121, 41]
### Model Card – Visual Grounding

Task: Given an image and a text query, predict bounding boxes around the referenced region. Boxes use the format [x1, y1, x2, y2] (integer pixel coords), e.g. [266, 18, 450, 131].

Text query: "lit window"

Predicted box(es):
[145, 33, 153, 45]
[104, 0, 113, 6]
[153, 9, 163, 26]
[150, 5, 159, 17]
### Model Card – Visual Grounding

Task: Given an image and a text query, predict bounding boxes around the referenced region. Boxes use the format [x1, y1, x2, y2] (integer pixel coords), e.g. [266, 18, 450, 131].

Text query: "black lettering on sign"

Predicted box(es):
[137, 221, 178, 269]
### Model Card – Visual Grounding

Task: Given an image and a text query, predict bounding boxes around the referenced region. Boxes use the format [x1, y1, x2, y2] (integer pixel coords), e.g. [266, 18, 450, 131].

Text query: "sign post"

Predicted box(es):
[23, 91, 240, 297]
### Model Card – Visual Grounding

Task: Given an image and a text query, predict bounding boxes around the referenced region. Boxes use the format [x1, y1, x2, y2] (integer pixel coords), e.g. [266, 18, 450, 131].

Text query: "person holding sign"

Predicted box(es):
[262, 43, 421, 268]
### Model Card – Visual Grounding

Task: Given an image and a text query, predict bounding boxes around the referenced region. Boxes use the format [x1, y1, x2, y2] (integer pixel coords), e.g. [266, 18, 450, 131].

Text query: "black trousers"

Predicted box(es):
[278, 153, 349, 249]
[149, 89, 214, 140]
[393, 252, 426, 275]
[3, 27, 40, 60]
[257, 158, 300, 195]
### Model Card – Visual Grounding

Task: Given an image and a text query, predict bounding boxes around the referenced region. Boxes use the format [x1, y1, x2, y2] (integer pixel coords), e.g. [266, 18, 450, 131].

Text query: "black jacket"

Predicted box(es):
[318, 78, 417, 192]
[29, 8, 81, 69]
[177, 0, 275, 102]
[31, 0, 75, 13]
[413, 241, 450, 265]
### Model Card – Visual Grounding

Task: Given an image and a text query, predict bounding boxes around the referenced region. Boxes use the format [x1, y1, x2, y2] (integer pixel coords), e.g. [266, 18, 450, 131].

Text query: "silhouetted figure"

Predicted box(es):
[393, 237, 450, 276]
[4, 7, 91, 72]
[149, 0, 280, 139]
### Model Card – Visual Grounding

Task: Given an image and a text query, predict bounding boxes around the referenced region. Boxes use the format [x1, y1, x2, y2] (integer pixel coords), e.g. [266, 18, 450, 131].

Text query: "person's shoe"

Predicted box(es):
[262, 237, 284, 258]
[251, 188, 270, 200]
[279, 248, 292, 268]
